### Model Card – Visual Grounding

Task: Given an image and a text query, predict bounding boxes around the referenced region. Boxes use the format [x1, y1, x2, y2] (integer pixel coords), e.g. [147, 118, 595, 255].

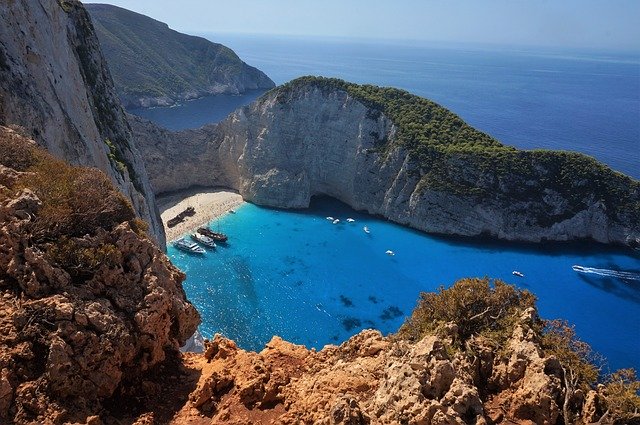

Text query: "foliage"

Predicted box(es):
[396, 278, 536, 345]
[541, 319, 600, 388]
[105, 138, 127, 175]
[47, 237, 122, 277]
[16, 145, 135, 241]
[274, 77, 640, 223]
[0, 130, 37, 171]
[602, 369, 640, 423]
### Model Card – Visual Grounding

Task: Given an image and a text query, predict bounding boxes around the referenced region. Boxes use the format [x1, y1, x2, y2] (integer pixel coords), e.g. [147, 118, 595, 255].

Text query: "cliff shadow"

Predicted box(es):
[103, 351, 203, 423]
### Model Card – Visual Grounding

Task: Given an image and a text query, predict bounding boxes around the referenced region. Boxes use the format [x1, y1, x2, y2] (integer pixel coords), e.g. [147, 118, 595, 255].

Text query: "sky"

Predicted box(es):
[83, 0, 640, 51]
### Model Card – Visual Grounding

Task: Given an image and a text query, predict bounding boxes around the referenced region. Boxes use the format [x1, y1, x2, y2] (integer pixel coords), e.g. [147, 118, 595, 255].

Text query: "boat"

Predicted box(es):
[572, 265, 586, 272]
[332, 219, 340, 224]
[326, 216, 334, 221]
[363, 226, 370, 234]
[385, 250, 395, 256]
[512, 271, 524, 277]
[346, 218, 355, 223]
[174, 238, 205, 254]
[191, 233, 217, 248]
[197, 227, 228, 243]
[229, 209, 236, 214]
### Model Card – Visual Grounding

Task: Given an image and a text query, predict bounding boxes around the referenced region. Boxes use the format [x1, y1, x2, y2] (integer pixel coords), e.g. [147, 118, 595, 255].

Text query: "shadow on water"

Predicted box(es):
[575, 261, 640, 305]
[295, 195, 640, 261]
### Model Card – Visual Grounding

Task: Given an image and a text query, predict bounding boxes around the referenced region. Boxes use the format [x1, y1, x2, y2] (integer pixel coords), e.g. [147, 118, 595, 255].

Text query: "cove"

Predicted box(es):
[168, 197, 640, 372]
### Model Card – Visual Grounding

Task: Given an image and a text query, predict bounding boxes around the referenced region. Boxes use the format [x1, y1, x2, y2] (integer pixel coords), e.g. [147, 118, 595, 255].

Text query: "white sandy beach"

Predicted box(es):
[158, 188, 244, 242]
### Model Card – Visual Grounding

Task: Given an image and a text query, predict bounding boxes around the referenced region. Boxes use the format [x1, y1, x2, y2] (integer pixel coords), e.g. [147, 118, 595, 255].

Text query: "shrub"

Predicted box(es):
[16, 145, 135, 241]
[601, 369, 640, 423]
[47, 237, 122, 277]
[396, 278, 536, 345]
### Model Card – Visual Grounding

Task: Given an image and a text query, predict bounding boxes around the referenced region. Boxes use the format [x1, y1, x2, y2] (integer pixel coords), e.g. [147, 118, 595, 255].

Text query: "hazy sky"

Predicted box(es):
[84, 0, 640, 50]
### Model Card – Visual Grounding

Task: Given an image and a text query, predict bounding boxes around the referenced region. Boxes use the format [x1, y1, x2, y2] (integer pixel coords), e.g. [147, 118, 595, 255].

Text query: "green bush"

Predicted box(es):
[396, 278, 536, 345]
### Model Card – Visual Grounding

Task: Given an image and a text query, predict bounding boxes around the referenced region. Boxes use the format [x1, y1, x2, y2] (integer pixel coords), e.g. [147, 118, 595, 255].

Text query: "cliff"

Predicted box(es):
[132, 77, 640, 246]
[86, 4, 275, 108]
[0, 127, 200, 424]
[0, 0, 165, 246]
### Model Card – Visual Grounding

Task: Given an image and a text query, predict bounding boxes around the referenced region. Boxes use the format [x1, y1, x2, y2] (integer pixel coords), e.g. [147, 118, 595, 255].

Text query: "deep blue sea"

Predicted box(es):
[149, 36, 640, 371]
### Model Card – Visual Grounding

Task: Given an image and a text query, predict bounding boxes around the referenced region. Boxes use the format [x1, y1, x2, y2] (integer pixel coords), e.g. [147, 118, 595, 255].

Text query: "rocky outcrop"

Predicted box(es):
[86, 4, 275, 108]
[132, 79, 640, 246]
[176, 309, 604, 425]
[0, 128, 200, 424]
[0, 0, 165, 246]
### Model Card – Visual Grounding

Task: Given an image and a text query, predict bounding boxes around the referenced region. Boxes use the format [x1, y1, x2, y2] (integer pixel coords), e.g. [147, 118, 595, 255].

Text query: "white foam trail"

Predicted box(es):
[573, 265, 640, 281]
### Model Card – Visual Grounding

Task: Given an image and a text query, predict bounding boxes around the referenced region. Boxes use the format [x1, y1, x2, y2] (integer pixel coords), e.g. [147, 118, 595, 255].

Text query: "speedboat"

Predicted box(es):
[385, 250, 395, 256]
[572, 265, 586, 272]
[191, 233, 217, 248]
[363, 226, 370, 234]
[326, 216, 334, 221]
[512, 271, 524, 277]
[174, 238, 206, 254]
[332, 219, 340, 224]
[346, 218, 355, 223]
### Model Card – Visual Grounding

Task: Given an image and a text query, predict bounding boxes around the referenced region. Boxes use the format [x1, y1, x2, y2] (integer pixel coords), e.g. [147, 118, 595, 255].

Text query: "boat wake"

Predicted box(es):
[572, 265, 640, 281]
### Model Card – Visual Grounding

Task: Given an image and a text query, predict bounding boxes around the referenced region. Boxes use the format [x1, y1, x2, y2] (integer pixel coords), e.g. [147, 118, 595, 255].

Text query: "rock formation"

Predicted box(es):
[0, 0, 165, 246]
[0, 127, 200, 424]
[87, 4, 275, 108]
[132, 79, 640, 246]
[174, 307, 614, 425]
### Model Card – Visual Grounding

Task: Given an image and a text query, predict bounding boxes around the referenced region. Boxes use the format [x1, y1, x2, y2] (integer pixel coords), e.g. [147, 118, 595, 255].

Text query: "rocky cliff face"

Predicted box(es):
[0, 0, 165, 246]
[132, 81, 640, 246]
[174, 308, 613, 425]
[87, 3, 275, 108]
[0, 127, 200, 424]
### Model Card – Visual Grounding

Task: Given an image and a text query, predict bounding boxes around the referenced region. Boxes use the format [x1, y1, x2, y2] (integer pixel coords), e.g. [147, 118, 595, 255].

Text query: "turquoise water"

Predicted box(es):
[168, 198, 640, 372]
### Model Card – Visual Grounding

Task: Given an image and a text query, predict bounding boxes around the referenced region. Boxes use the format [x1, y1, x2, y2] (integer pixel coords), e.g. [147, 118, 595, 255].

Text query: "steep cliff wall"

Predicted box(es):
[133, 78, 640, 246]
[87, 4, 275, 108]
[0, 0, 165, 246]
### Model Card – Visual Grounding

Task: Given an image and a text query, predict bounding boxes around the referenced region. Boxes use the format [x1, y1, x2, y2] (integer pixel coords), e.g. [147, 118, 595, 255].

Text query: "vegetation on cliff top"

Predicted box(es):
[397, 278, 640, 423]
[274, 77, 640, 225]
[86, 4, 274, 105]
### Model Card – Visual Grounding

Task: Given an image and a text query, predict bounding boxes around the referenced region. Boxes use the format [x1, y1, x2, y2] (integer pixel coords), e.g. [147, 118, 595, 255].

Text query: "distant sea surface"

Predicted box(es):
[138, 34, 639, 179]
[152, 35, 640, 371]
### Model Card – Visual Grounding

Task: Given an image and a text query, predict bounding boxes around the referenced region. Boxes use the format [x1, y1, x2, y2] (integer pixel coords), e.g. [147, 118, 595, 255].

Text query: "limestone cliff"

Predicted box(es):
[86, 3, 275, 108]
[132, 78, 640, 246]
[0, 0, 165, 246]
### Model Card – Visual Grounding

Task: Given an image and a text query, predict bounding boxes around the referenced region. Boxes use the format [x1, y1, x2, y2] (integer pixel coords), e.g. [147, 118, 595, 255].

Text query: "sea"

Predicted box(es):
[132, 35, 640, 372]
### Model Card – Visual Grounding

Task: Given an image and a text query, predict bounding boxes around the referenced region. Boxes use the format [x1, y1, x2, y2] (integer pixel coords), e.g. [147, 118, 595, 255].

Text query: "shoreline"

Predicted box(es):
[157, 187, 245, 242]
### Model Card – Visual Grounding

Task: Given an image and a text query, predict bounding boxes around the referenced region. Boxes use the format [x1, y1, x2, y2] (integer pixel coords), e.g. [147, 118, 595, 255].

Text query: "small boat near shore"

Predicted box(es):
[512, 271, 524, 277]
[332, 219, 340, 224]
[386, 250, 395, 256]
[346, 218, 355, 223]
[191, 233, 217, 248]
[197, 227, 228, 243]
[363, 226, 370, 234]
[174, 238, 205, 254]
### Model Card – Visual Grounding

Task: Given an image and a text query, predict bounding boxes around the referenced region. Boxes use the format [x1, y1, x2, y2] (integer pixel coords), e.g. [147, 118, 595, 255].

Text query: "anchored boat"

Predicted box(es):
[174, 238, 205, 254]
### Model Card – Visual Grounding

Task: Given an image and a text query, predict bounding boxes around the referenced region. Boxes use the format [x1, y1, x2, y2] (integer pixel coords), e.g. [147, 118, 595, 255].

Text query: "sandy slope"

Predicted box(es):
[158, 188, 244, 242]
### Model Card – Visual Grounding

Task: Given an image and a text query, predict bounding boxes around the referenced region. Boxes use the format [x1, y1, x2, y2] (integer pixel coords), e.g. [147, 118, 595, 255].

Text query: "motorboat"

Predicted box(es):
[326, 216, 334, 221]
[197, 227, 228, 243]
[332, 219, 340, 224]
[512, 271, 524, 277]
[572, 265, 586, 272]
[363, 226, 370, 234]
[346, 218, 355, 223]
[385, 250, 395, 256]
[174, 238, 205, 254]
[191, 233, 217, 248]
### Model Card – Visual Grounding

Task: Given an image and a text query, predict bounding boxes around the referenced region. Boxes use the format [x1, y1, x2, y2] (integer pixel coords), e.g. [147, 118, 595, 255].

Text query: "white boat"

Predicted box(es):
[385, 250, 395, 256]
[191, 233, 217, 248]
[174, 238, 206, 254]
[512, 271, 524, 277]
[332, 219, 340, 224]
[572, 265, 586, 272]
[346, 218, 355, 223]
[326, 216, 334, 221]
[363, 226, 370, 234]
[229, 209, 236, 214]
